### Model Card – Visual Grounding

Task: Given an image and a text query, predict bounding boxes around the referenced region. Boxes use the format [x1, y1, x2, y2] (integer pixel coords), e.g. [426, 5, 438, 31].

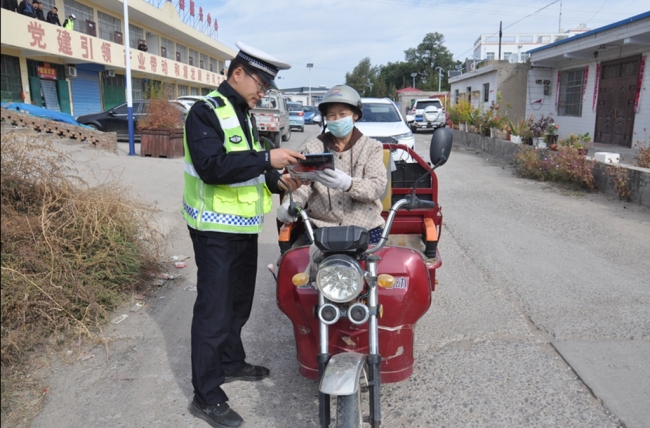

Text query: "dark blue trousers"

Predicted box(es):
[189, 229, 258, 405]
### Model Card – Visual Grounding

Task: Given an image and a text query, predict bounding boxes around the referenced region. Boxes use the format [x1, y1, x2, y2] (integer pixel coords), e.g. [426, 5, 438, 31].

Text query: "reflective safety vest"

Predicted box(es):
[182, 90, 272, 234]
[64, 19, 74, 30]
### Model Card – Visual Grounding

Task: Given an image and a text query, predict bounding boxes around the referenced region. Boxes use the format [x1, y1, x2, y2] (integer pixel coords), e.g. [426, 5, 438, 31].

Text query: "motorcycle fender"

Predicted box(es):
[319, 352, 366, 396]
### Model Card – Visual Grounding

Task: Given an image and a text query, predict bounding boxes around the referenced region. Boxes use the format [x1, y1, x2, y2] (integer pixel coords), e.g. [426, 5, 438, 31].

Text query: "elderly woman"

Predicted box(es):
[277, 84, 387, 243]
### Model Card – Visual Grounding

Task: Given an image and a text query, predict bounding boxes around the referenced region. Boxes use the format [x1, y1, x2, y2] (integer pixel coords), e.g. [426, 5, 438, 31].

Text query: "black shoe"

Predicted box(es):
[189, 397, 243, 428]
[224, 363, 270, 383]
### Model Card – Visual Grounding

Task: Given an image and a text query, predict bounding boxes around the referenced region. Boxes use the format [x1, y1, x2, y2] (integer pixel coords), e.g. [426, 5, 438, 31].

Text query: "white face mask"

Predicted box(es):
[327, 115, 354, 138]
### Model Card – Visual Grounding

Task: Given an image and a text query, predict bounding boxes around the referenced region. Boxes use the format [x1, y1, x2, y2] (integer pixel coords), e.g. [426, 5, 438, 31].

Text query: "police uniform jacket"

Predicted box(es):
[184, 81, 282, 237]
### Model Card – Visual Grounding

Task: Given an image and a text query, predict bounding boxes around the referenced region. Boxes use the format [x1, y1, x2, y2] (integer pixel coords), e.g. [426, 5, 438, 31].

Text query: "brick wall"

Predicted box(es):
[1, 108, 117, 153]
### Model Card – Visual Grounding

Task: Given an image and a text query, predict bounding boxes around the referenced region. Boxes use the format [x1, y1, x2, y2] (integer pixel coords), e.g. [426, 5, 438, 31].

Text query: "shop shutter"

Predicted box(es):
[41, 80, 61, 112]
[57, 80, 71, 114]
[70, 68, 102, 116]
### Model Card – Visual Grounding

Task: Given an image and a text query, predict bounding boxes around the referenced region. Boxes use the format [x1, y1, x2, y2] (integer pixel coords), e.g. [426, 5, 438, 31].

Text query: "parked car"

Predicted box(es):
[251, 90, 291, 147]
[356, 97, 415, 162]
[76, 100, 188, 141]
[175, 95, 202, 110]
[303, 105, 318, 124]
[287, 101, 305, 132]
[409, 98, 446, 133]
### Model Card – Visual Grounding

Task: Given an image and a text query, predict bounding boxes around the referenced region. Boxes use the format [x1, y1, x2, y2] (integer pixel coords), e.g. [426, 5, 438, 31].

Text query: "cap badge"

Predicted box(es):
[229, 135, 243, 144]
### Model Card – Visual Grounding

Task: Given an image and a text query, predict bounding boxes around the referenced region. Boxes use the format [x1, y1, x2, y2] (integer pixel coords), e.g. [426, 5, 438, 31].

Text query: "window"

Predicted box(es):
[502, 36, 516, 43]
[41, 0, 56, 12]
[483, 83, 489, 102]
[558, 68, 584, 116]
[357, 103, 401, 123]
[503, 52, 512, 60]
[454, 89, 460, 104]
[200, 53, 208, 70]
[131, 77, 145, 100]
[164, 83, 175, 99]
[467, 87, 472, 103]
[209, 57, 217, 72]
[190, 87, 199, 95]
[63, 0, 94, 34]
[519, 35, 533, 43]
[178, 85, 188, 96]
[98, 11, 121, 43]
[520, 53, 530, 62]
[161, 37, 174, 59]
[189, 49, 198, 66]
[177, 44, 188, 64]
[313, 95, 323, 104]
[486, 52, 495, 60]
[129, 24, 144, 49]
[1, 55, 22, 103]
[537, 35, 551, 43]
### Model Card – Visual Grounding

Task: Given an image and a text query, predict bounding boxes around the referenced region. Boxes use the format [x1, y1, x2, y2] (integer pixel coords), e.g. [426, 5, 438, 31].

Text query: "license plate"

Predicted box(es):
[290, 121, 297, 125]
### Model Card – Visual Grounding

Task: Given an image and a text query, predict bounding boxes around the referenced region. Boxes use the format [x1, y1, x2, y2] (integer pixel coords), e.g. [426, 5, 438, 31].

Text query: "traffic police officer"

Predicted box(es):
[184, 42, 304, 427]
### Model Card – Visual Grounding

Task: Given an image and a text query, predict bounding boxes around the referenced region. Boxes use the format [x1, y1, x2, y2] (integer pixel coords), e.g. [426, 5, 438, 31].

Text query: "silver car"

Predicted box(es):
[355, 98, 415, 162]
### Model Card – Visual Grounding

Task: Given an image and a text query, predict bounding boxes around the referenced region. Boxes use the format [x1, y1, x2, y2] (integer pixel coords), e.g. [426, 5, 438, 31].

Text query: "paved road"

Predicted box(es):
[31, 125, 650, 427]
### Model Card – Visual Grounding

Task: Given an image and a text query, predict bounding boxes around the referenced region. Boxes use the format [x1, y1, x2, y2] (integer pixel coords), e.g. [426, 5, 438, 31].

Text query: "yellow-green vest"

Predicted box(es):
[64, 19, 74, 30]
[182, 90, 272, 234]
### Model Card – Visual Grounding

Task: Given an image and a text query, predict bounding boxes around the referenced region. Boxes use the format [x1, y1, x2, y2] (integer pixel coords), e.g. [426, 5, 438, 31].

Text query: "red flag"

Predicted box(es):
[207, 13, 211, 26]
[189, 0, 195, 16]
[199, 7, 203, 21]
[214, 19, 218, 31]
[179, 0, 184, 10]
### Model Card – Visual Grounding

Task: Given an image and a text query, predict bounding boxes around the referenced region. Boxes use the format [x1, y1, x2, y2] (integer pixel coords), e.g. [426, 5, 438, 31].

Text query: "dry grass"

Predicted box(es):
[513, 146, 596, 190]
[1, 133, 160, 426]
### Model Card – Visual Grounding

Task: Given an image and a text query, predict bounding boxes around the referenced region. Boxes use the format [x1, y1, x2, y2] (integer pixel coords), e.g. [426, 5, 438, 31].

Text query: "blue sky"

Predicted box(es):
[196, 0, 649, 89]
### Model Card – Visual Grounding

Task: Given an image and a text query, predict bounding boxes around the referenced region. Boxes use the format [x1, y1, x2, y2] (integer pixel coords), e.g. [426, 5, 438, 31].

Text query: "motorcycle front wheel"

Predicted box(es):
[335, 364, 368, 428]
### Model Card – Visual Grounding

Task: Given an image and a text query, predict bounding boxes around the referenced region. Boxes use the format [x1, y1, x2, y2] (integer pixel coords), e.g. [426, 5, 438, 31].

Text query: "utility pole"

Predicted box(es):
[124, 0, 135, 156]
[411, 72, 417, 89]
[558, 0, 563, 32]
[306, 63, 313, 106]
[498, 21, 503, 61]
[436, 67, 444, 92]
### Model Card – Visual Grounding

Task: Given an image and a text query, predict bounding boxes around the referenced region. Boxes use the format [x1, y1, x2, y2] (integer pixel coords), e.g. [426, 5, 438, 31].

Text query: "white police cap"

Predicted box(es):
[235, 42, 290, 89]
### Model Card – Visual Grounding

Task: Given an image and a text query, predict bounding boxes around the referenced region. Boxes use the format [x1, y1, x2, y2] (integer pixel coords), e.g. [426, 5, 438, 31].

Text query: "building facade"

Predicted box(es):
[280, 86, 330, 106]
[449, 62, 530, 123]
[1, 0, 235, 116]
[472, 26, 588, 64]
[526, 12, 649, 148]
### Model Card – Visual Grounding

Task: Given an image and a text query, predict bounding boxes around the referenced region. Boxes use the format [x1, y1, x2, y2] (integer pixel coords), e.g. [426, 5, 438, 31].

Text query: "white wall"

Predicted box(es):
[450, 70, 498, 110]
[633, 51, 649, 149]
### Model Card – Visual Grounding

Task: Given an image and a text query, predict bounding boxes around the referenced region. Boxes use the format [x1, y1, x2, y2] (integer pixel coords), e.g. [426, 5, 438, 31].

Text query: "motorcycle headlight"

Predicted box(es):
[316, 254, 365, 303]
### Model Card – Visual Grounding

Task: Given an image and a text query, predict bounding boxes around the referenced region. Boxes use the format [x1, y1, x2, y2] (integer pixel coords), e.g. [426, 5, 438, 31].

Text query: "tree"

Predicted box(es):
[345, 57, 378, 97]
[378, 61, 417, 90]
[403, 32, 459, 91]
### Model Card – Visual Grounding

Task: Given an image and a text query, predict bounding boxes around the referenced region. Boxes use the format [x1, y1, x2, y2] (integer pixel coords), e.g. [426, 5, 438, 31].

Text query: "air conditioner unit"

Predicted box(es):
[104, 70, 115, 77]
[65, 65, 77, 78]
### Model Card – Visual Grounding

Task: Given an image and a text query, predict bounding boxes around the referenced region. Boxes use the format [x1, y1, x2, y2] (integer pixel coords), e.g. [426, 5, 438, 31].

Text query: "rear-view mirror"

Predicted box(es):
[312, 114, 322, 124]
[429, 127, 453, 167]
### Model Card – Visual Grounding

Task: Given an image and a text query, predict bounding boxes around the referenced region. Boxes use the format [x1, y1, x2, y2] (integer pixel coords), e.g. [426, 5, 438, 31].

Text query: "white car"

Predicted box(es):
[409, 98, 446, 133]
[355, 97, 416, 162]
[174, 95, 203, 110]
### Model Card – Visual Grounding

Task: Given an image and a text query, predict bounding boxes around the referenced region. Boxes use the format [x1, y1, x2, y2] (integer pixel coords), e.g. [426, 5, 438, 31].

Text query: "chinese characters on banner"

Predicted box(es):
[23, 20, 219, 87]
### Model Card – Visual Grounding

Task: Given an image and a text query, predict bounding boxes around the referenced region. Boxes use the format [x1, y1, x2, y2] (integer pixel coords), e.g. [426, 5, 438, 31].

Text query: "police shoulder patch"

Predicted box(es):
[229, 135, 243, 144]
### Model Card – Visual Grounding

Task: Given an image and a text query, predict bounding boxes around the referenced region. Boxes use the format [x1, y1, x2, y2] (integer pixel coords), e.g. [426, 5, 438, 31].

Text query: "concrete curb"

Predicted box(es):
[450, 129, 650, 208]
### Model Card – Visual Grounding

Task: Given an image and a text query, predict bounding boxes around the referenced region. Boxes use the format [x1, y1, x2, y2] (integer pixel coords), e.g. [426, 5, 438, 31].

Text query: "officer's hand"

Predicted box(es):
[277, 174, 303, 192]
[270, 148, 305, 169]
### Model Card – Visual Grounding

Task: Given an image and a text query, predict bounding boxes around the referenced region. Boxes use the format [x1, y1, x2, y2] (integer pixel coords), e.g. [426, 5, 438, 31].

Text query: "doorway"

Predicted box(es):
[594, 56, 640, 147]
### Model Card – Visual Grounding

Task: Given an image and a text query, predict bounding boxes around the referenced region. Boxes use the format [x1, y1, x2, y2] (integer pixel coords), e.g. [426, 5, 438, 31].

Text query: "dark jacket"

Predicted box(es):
[2, 0, 19, 11]
[18, 0, 33, 16]
[46, 10, 61, 25]
[184, 81, 281, 238]
[34, 7, 45, 21]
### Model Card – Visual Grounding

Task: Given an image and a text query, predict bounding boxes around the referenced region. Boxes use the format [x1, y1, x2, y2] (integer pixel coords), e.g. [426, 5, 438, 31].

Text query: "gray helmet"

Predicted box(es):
[318, 84, 363, 120]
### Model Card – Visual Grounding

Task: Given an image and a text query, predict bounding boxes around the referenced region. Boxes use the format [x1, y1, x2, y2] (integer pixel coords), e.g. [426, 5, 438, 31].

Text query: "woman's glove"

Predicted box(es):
[315, 168, 352, 192]
[277, 200, 296, 224]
